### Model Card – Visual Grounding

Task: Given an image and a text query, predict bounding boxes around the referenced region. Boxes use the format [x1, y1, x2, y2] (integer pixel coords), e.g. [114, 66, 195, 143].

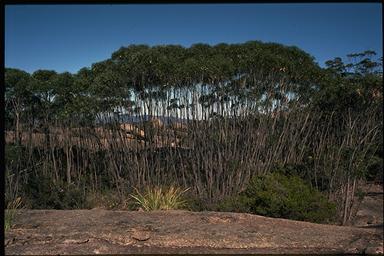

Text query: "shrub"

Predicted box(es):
[184, 194, 209, 212]
[216, 194, 252, 213]
[23, 174, 86, 209]
[365, 155, 383, 183]
[84, 189, 128, 209]
[130, 186, 189, 211]
[246, 173, 336, 223]
[218, 172, 336, 223]
[5, 144, 25, 164]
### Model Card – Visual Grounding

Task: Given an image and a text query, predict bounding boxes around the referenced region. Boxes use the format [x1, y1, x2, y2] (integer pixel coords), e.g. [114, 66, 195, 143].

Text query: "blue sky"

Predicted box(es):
[5, 3, 382, 74]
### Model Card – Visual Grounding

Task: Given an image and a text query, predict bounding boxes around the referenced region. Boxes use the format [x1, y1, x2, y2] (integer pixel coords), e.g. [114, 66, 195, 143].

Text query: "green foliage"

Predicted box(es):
[5, 144, 25, 165]
[130, 186, 190, 211]
[316, 51, 382, 114]
[245, 173, 336, 222]
[23, 174, 86, 209]
[218, 172, 336, 223]
[365, 155, 383, 182]
[273, 163, 309, 180]
[5, 68, 32, 100]
[355, 188, 366, 201]
[216, 194, 252, 213]
[84, 189, 127, 209]
[184, 197, 206, 212]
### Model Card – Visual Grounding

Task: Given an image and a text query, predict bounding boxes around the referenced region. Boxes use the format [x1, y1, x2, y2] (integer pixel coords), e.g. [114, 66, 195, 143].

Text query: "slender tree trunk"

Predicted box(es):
[66, 145, 72, 185]
[15, 111, 21, 145]
[342, 175, 350, 225]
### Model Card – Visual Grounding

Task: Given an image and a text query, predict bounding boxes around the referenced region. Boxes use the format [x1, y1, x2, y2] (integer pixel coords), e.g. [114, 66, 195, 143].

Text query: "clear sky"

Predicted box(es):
[5, 3, 383, 74]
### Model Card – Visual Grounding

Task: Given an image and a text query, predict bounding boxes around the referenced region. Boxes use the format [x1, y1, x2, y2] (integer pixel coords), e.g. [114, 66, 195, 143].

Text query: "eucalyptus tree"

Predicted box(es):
[5, 68, 38, 206]
[71, 67, 99, 126]
[5, 68, 33, 144]
[31, 70, 58, 109]
[310, 51, 383, 224]
[111, 45, 151, 114]
[30, 70, 58, 149]
[96, 42, 326, 198]
[8, 41, 381, 220]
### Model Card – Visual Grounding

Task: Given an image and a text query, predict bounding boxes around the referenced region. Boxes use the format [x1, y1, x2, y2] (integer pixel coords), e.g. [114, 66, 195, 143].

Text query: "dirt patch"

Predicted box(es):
[5, 209, 383, 254]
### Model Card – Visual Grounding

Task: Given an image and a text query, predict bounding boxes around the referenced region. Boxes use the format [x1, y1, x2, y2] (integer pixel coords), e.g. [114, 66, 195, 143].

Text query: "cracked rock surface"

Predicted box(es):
[5, 209, 383, 254]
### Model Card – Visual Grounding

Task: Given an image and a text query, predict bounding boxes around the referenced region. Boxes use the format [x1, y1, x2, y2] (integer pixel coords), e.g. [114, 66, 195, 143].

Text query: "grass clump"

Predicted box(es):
[5, 197, 23, 231]
[130, 186, 190, 211]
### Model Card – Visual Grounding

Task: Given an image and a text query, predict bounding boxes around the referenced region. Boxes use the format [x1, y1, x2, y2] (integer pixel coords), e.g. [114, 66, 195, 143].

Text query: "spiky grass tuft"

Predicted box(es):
[130, 186, 190, 211]
[5, 197, 23, 231]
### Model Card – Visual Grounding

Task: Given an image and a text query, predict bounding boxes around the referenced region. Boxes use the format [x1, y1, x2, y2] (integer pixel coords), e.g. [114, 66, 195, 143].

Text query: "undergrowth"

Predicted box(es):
[5, 197, 23, 231]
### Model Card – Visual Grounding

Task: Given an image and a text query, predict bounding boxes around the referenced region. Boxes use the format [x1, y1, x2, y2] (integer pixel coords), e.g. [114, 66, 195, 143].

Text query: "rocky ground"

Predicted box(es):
[5, 184, 383, 255]
[5, 207, 383, 255]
